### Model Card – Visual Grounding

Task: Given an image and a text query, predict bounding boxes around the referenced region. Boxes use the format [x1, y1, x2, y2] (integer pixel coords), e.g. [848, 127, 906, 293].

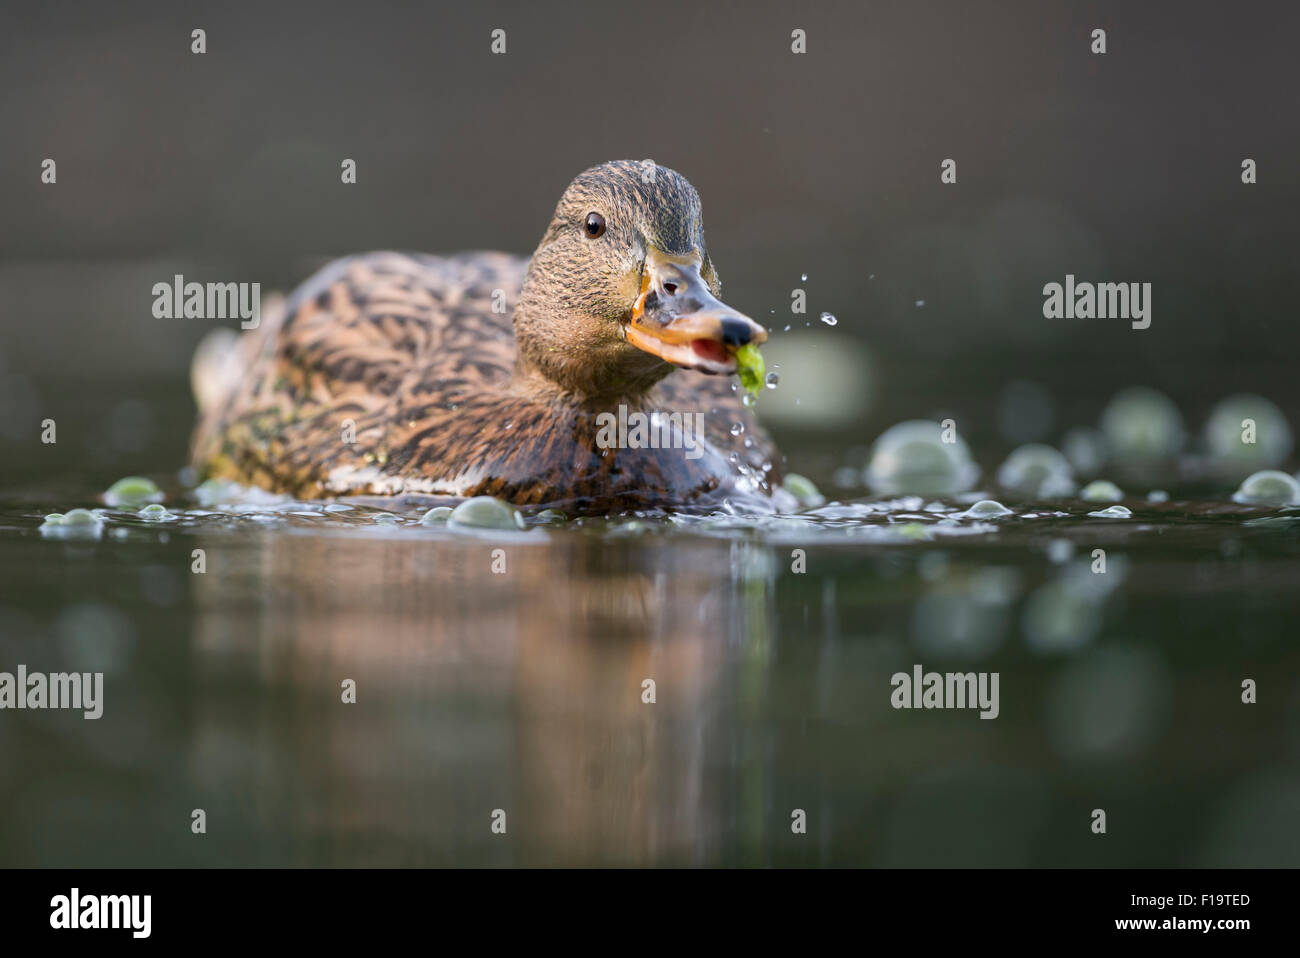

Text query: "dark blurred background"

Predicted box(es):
[1, 0, 1297, 483]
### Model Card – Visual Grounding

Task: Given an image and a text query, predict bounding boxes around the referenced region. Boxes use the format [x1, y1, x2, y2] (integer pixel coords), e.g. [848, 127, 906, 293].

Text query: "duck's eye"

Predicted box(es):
[584, 212, 606, 238]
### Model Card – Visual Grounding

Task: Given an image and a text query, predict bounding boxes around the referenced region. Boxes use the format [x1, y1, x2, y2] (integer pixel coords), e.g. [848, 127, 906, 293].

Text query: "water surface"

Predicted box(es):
[2, 483, 1297, 867]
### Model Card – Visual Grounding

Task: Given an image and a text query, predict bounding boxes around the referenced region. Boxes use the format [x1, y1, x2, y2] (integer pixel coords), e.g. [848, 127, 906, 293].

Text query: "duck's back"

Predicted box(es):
[191, 251, 528, 496]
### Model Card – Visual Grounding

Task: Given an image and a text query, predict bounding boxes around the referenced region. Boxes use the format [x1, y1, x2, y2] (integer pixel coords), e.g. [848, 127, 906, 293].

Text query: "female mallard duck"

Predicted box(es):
[190, 161, 787, 513]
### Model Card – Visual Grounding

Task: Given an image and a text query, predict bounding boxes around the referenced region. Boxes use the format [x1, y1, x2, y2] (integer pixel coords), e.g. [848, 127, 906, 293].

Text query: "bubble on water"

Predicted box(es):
[864, 420, 979, 496]
[60, 509, 99, 526]
[781, 473, 824, 508]
[418, 506, 453, 525]
[1205, 394, 1293, 478]
[730, 422, 744, 436]
[1088, 504, 1132, 518]
[1100, 386, 1186, 463]
[323, 503, 352, 513]
[914, 300, 925, 308]
[960, 499, 1012, 519]
[1046, 647, 1171, 759]
[138, 503, 170, 521]
[41, 508, 104, 538]
[448, 496, 526, 530]
[1080, 479, 1123, 502]
[104, 476, 162, 507]
[820, 312, 837, 326]
[1232, 469, 1300, 506]
[764, 372, 779, 389]
[1146, 489, 1170, 503]
[996, 444, 1075, 498]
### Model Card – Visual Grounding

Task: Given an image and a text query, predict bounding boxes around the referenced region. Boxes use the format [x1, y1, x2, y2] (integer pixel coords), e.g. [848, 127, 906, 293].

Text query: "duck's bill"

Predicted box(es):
[625, 260, 767, 376]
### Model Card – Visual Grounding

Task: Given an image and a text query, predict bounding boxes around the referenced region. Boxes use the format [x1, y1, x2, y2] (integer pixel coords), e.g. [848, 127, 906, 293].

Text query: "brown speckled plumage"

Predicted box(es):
[190, 162, 783, 513]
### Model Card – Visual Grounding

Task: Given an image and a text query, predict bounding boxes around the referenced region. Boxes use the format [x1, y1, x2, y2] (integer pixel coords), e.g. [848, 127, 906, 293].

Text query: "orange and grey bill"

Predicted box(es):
[625, 252, 766, 375]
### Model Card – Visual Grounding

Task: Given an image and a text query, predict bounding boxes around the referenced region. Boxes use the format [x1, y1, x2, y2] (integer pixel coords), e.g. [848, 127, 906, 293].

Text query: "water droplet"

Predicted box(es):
[864, 420, 979, 496]
[1100, 386, 1186, 462]
[1206, 394, 1292, 476]
[914, 300, 926, 308]
[1080, 479, 1124, 503]
[997, 443, 1075, 499]
[960, 499, 1012, 519]
[730, 422, 744, 436]
[764, 372, 779, 389]
[449, 496, 526, 530]
[1233, 470, 1300, 506]
[782, 473, 824, 507]
[820, 312, 837, 326]
[741, 393, 755, 407]
[800, 273, 808, 281]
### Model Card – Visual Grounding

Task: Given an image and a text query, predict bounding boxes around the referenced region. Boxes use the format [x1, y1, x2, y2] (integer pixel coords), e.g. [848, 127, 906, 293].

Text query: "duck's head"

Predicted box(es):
[514, 160, 766, 399]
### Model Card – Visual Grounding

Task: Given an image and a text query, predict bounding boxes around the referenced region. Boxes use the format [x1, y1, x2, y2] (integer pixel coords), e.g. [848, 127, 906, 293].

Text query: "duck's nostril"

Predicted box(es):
[719, 317, 753, 347]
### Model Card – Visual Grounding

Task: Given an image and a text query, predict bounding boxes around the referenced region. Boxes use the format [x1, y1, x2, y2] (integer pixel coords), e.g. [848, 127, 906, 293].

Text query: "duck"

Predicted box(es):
[189, 161, 788, 514]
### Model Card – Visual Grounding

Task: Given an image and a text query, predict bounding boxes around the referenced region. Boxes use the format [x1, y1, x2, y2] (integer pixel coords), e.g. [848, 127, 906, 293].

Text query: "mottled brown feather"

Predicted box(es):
[190, 164, 784, 513]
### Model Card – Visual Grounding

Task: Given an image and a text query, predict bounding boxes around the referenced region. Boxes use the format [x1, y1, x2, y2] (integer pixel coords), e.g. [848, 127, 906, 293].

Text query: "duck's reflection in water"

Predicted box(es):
[190, 529, 773, 865]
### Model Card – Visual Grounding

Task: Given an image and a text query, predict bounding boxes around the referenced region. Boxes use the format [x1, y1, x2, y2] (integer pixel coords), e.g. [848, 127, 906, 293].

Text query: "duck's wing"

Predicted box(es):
[190, 251, 528, 495]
